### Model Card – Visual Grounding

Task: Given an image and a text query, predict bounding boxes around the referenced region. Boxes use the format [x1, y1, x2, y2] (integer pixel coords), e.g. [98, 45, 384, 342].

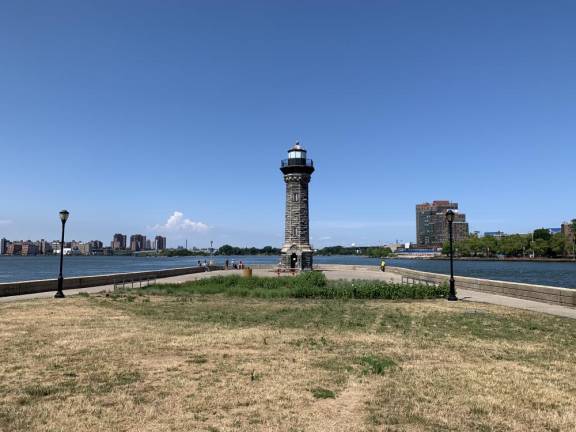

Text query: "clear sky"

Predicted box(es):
[1, 1, 575, 248]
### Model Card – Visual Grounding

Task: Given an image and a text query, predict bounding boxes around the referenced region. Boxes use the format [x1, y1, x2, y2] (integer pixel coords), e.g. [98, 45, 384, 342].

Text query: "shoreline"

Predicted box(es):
[427, 256, 576, 263]
[2, 265, 576, 319]
[2, 254, 575, 264]
[2, 255, 576, 287]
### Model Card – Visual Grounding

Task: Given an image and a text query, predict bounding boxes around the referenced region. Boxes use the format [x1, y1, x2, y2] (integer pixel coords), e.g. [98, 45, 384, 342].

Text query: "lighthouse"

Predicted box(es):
[280, 142, 315, 270]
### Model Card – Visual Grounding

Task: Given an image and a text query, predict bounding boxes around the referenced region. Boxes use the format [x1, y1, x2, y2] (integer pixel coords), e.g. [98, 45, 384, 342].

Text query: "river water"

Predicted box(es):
[0, 255, 575, 288]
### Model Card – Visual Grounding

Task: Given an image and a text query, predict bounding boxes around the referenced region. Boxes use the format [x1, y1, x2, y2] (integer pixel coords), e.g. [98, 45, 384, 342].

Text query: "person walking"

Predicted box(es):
[380, 259, 386, 272]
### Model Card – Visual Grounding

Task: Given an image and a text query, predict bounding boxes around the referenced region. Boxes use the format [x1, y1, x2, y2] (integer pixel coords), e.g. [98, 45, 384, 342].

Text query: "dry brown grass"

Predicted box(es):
[1, 293, 575, 432]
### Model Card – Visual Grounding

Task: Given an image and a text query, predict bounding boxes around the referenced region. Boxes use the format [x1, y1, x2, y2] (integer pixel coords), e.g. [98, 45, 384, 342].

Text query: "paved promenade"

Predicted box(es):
[2, 265, 576, 319]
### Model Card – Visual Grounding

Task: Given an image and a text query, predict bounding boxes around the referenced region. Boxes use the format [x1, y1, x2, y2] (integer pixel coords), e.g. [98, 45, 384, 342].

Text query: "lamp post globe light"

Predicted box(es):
[445, 209, 458, 301]
[55, 210, 69, 299]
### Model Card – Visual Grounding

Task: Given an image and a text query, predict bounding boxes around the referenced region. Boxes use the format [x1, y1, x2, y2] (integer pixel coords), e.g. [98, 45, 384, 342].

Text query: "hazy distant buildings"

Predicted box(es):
[416, 200, 469, 247]
[1, 234, 165, 255]
[130, 234, 146, 251]
[112, 233, 127, 250]
[23, 241, 39, 256]
[37, 239, 52, 255]
[2, 241, 38, 256]
[89, 240, 103, 250]
[155, 235, 167, 251]
[6, 242, 22, 256]
[78, 243, 92, 256]
[484, 231, 506, 239]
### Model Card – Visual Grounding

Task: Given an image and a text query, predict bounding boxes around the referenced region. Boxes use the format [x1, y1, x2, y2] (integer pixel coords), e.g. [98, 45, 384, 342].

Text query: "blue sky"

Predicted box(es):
[1, 1, 575, 248]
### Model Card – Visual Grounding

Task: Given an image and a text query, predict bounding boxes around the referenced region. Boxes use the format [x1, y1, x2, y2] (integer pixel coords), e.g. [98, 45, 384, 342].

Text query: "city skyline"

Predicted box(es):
[0, 233, 168, 256]
[1, 2, 575, 246]
[1, 208, 572, 252]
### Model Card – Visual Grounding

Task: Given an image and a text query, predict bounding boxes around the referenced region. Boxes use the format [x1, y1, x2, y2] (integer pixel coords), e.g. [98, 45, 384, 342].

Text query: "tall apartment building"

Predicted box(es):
[562, 221, 575, 243]
[89, 240, 103, 250]
[6, 242, 23, 256]
[155, 235, 167, 251]
[111, 233, 127, 250]
[130, 234, 146, 251]
[78, 243, 92, 256]
[25, 242, 36, 255]
[36, 239, 52, 255]
[0, 238, 7, 255]
[416, 201, 469, 247]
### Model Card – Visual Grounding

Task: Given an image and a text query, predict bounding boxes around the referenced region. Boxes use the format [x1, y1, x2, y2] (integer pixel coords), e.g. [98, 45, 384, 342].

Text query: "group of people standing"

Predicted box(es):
[196, 259, 246, 271]
[224, 259, 245, 270]
[197, 259, 214, 272]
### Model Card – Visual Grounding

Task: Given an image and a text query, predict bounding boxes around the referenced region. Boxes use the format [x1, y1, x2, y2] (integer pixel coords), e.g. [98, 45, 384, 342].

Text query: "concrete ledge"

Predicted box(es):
[387, 266, 576, 307]
[0, 266, 223, 297]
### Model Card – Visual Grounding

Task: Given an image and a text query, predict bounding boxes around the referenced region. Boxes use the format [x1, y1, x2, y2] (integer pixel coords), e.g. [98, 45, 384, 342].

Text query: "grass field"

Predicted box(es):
[1, 286, 576, 431]
[137, 273, 449, 300]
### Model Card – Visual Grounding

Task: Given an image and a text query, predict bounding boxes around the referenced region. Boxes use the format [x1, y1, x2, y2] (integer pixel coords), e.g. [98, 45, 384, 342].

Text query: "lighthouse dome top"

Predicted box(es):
[281, 142, 314, 172]
[288, 142, 307, 159]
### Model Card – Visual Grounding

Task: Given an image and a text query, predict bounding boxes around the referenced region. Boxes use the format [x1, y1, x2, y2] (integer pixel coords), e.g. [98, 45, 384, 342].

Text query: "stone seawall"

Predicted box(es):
[0, 266, 222, 297]
[387, 266, 576, 307]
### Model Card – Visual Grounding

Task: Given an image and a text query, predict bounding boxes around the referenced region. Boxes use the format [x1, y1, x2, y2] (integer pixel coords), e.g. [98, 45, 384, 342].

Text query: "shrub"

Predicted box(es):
[296, 271, 327, 287]
[357, 355, 396, 375]
[293, 280, 448, 300]
[311, 387, 335, 399]
[142, 275, 448, 300]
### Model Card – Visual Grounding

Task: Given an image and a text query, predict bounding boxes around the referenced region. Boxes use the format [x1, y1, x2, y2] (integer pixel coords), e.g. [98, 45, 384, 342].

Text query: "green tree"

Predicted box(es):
[455, 240, 472, 257]
[481, 236, 498, 257]
[218, 244, 235, 255]
[533, 228, 551, 241]
[549, 233, 568, 258]
[532, 238, 551, 257]
[366, 247, 392, 258]
[467, 236, 484, 256]
[500, 235, 527, 257]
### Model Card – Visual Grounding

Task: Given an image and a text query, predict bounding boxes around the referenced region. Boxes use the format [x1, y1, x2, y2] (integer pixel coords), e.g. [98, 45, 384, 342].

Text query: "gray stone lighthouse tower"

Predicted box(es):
[280, 142, 315, 270]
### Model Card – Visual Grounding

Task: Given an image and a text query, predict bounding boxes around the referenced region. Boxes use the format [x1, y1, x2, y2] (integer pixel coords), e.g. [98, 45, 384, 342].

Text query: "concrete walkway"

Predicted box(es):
[2, 266, 576, 319]
[456, 289, 576, 319]
[0, 270, 234, 303]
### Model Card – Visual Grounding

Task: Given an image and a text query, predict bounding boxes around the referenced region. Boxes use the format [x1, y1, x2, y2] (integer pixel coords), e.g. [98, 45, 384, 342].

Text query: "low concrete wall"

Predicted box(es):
[0, 266, 223, 298]
[387, 266, 576, 307]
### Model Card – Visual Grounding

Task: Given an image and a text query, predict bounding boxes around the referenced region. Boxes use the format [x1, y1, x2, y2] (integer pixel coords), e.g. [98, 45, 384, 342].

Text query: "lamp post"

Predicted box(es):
[445, 209, 457, 301]
[55, 210, 69, 298]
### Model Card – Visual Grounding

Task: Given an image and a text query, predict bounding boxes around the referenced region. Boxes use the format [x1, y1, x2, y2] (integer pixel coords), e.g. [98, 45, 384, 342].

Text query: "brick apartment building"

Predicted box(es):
[416, 201, 469, 247]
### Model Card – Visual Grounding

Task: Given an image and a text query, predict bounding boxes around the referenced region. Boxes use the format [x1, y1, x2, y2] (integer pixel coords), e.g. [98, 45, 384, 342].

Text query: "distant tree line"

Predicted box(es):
[443, 222, 576, 259]
[316, 246, 393, 258]
[216, 245, 281, 256]
[159, 249, 210, 257]
[213, 244, 394, 257]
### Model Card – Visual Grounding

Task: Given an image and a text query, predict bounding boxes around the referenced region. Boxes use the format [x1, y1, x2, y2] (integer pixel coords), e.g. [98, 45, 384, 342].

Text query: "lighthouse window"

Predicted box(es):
[293, 193, 299, 202]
